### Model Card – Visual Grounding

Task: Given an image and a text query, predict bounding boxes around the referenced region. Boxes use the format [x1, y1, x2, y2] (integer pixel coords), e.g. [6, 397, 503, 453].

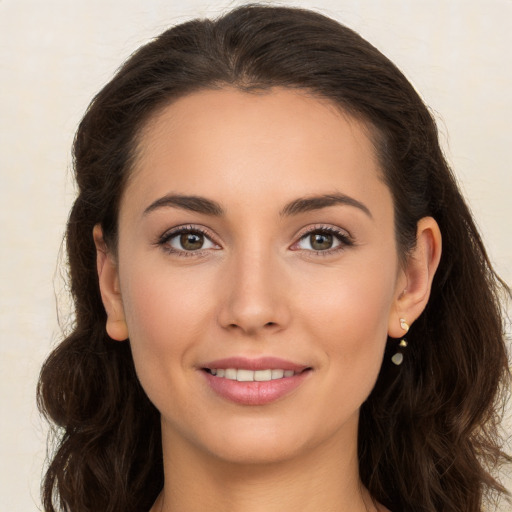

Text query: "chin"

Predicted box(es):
[166, 410, 359, 468]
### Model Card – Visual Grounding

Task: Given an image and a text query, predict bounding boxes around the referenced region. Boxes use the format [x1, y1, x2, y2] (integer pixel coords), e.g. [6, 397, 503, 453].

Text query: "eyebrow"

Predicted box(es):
[143, 194, 224, 217]
[280, 193, 372, 218]
[142, 192, 372, 219]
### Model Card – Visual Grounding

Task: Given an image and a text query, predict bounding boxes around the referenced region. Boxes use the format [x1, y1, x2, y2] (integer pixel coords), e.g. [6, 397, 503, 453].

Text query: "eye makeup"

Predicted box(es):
[155, 225, 221, 257]
[290, 224, 355, 256]
[154, 222, 355, 259]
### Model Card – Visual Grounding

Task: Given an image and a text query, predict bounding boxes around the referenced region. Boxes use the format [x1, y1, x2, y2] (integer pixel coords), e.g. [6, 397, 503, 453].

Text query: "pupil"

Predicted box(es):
[311, 233, 332, 250]
[181, 233, 203, 250]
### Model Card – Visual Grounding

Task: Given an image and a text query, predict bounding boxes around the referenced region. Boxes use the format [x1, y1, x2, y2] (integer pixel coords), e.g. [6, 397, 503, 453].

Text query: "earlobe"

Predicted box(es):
[388, 217, 442, 338]
[93, 224, 129, 341]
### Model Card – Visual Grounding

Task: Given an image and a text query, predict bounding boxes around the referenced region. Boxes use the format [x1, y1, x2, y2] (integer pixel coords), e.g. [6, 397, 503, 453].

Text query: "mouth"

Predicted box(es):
[203, 367, 309, 382]
[200, 357, 312, 405]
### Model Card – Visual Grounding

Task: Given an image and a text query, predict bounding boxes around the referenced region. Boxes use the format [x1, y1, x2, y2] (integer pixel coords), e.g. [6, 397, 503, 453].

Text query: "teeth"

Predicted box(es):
[208, 368, 297, 381]
[225, 368, 237, 380]
[237, 369, 254, 382]
[254, 369, 272, 381]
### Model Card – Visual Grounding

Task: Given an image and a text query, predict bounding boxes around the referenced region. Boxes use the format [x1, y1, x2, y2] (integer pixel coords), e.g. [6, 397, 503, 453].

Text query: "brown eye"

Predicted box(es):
[293, 228, 351, 253]
[310, 233, 333, 250]
[180, 232, 204, 250]
[164, 228, 218, 253]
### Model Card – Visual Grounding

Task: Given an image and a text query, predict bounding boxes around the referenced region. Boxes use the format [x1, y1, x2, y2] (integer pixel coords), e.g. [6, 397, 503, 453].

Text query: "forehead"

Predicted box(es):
[124, 87, 388, 216]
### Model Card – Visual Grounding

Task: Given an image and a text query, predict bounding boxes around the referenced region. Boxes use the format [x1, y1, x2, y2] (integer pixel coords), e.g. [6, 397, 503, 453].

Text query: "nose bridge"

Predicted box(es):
[218, 240, 289, 334]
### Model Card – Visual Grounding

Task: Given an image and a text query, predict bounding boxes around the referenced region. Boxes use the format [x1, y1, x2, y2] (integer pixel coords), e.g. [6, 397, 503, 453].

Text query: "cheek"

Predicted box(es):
[122, 262, 214, 340]
[119, 264, 217, 398]
[302, 253, 396, 332]
[299, 257, 397, 389]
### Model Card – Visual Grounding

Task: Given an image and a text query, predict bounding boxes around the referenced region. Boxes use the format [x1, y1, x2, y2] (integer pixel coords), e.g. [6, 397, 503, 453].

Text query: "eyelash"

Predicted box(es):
[155, 224, 354, 257]
[156, 225, 220, 257]
[292, 225, 354, 256]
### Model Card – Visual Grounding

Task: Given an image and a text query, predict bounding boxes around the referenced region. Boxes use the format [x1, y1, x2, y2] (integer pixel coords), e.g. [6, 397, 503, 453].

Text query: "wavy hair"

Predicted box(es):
[38, 4, 511, 512]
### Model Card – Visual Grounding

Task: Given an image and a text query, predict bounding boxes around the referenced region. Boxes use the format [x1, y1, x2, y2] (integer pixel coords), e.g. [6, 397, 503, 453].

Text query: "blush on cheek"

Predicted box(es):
[303, 271, 392, 378]
[122, 269, 210, 380]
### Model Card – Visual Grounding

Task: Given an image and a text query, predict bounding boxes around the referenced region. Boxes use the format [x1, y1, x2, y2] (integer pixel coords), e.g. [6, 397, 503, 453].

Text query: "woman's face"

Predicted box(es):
[110, 88, 406, 464]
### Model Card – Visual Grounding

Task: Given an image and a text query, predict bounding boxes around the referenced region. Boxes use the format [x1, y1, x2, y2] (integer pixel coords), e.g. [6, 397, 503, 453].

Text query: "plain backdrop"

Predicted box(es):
[1, 1, 510, 510]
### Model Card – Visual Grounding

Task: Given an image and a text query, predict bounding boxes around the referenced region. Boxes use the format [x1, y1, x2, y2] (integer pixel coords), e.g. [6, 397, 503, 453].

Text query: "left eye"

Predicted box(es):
[166, 230, 217, 251]
[295, 230, 346, 251]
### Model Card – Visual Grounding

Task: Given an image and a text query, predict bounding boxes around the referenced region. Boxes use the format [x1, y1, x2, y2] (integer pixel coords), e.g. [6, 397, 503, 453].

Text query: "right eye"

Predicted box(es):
[159, 226, 219, 255]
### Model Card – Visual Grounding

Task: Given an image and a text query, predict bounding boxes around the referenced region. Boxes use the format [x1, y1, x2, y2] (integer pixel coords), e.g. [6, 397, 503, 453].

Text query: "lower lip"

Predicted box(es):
[203, 370, 311, 405]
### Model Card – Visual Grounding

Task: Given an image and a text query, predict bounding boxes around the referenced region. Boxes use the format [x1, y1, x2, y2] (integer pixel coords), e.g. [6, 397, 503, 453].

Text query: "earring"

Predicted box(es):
[392, 318, 409, 365]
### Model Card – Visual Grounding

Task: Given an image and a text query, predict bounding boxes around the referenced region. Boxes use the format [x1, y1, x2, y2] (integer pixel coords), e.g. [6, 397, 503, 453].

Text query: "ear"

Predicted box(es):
[388, 217, 442, 338]
[93, 224, 128, 341]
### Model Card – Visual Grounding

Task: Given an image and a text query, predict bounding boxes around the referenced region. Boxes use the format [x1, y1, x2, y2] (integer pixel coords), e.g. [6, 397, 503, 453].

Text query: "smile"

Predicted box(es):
[201, 358, 312, 405]
[206, 368, 297, 381]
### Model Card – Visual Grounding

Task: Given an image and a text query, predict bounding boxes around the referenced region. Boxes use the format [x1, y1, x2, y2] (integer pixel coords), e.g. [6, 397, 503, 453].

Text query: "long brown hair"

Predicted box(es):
[38, 4, 511, 511]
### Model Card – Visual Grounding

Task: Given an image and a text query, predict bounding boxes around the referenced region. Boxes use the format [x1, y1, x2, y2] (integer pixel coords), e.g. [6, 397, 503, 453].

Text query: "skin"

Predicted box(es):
[94, 88, 441, 512]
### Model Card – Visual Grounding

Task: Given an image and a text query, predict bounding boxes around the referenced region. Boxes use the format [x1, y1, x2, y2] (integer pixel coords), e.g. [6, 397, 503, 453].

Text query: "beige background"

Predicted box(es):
[1, 0, 510, 510]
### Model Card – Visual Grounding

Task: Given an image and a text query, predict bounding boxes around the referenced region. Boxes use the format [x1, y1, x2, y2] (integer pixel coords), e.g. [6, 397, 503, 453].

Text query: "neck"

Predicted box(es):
[153, 423, 382, 512]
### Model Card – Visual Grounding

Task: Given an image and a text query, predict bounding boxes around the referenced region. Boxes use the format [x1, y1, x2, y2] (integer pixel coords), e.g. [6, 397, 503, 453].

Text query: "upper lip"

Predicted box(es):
[201, 356, 310, 372]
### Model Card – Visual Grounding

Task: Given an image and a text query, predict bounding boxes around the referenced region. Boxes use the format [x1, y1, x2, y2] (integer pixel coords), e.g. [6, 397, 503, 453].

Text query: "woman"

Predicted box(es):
[37, 4, 511, 512]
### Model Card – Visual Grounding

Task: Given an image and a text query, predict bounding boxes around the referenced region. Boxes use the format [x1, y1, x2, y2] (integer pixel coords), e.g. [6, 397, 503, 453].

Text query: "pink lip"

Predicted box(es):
[202, 356, 309, 372]
[200, 357, 311, 406]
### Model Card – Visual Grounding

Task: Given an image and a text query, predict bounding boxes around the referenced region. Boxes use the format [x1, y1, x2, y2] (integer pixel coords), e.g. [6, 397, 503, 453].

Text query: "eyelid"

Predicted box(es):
[290, 224, 354, 253]
[155, 223, 353, 256]
[156, 224, 221, 255]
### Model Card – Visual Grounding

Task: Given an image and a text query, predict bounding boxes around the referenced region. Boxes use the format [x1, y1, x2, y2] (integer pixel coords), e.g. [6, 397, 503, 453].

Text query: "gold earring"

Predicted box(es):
[392, 319, 409, 365]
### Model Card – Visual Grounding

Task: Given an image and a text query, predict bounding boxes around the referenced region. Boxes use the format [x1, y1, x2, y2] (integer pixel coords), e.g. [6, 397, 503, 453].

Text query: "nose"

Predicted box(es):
[217, 247, 291, 336]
